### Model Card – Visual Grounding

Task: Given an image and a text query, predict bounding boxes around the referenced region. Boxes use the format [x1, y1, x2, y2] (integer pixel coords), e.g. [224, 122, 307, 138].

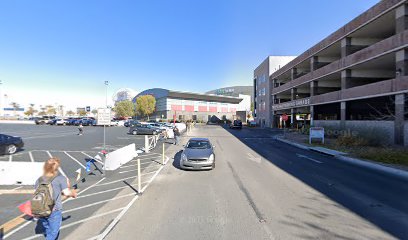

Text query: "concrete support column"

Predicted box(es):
[272, 78, 278, 88]
[291, 68, 297, 81]
[271, 111, 275, 128]
[341, 69, 352, 90]
[340, 101, 346, 129]
[291, 88, 297, 100]
[291, 108, 295, 125]
[396, 4, 408, 33]
[395, 94, 406, 145]
[310, 81, 318, 96]
[310, 56, 318, 71]
[341, 37, 352, 58]
[310, 105, 314, 127]
[396, 49, 408, 76]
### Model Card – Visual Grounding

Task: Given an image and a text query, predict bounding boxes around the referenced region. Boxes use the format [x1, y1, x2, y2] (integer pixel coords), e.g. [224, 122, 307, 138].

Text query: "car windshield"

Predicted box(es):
[186, 140, 211, 149]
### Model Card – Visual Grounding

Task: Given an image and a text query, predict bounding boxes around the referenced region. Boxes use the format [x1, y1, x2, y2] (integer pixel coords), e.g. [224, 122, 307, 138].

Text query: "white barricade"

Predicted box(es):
[0, 161, 44, 185]
[104, 143, 138, 171]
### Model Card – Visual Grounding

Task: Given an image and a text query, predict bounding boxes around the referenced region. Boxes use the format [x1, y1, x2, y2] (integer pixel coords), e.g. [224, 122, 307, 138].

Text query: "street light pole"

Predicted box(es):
[0, 80, 3, 118]
[104, 81, 109, 151]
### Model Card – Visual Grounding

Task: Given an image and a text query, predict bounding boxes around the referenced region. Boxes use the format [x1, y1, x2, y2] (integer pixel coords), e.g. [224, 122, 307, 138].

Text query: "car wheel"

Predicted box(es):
[63, 123, 66, 126]
[132, 130, 137, 135]
[7, 144, 17, 155]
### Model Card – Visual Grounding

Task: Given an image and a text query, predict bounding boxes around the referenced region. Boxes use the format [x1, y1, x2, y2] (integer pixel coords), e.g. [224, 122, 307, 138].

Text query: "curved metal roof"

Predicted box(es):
[134, 88, 242, 104]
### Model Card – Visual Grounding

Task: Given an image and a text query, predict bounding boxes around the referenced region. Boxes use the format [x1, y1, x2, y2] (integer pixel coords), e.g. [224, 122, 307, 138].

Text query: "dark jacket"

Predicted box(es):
[173, 127, 180, 136]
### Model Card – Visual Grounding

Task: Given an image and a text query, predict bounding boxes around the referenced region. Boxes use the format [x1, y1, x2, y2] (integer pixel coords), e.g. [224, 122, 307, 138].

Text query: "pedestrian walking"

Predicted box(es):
[173, 126, 180, 145]
[78, 123, 83, 135]
[31, 158, 77, 240]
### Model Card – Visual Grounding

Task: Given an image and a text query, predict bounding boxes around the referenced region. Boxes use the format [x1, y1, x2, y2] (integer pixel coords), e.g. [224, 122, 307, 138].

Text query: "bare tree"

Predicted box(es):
[367, 95, 408, 120]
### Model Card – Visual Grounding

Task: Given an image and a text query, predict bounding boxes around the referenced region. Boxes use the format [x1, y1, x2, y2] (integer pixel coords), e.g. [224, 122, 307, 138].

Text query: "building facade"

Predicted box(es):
[254, 56, 296, 127]
[206, 86, 253, 112]
[133, 88, 242, 122]
[259, 0, 408, 145]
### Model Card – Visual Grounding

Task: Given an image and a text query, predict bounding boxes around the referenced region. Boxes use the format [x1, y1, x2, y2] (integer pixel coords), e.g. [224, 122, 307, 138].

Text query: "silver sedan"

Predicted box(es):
[180, 138, 216, 170]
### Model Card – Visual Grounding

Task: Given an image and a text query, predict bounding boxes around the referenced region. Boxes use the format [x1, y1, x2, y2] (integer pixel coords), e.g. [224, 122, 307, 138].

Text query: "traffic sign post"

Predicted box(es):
[282, 114, 288, 138]
[97, 108, 111, 175]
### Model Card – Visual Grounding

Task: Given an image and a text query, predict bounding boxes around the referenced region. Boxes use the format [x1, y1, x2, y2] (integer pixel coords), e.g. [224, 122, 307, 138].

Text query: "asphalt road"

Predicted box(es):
[106, 125, 408, 240]
[0, 123, 163, 237]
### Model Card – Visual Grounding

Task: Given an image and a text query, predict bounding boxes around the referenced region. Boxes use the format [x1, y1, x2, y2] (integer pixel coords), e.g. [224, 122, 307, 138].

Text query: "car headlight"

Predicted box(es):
[181, 153, 187, 162]
[208, 154, 214, 161]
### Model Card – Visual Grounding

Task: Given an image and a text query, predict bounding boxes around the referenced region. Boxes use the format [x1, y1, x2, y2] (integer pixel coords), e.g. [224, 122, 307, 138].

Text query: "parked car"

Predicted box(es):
[35, 116, 54, 125]
[0, 134, 24, 155]
[55, 119, 69, 125]
[128, 123, 162, 135]
[180, 138, 215, 170]
[67, 118, 78, 125]
[230, 120, 242, 129]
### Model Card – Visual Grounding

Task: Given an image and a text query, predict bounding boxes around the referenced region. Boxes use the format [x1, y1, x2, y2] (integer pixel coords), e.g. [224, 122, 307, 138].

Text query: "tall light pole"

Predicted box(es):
[0, 80, 3, 118]
[104, 81, 109, 151]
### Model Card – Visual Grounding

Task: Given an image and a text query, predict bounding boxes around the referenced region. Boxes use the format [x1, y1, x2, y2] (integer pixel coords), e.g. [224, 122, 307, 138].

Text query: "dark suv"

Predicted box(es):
[230, 120, 242, 129]
[129, 123, 160, 135]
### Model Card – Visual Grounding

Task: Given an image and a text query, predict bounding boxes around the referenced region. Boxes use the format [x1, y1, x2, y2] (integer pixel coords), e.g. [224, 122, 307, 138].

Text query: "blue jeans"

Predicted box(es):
[40, 210, 62, 240]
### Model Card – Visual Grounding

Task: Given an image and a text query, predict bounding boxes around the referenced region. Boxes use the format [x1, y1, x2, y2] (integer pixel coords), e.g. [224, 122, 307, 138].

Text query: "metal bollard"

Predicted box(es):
[137, 158, 141, 194]
[145, 135, 149, 153]
[162, 142, 165, 165]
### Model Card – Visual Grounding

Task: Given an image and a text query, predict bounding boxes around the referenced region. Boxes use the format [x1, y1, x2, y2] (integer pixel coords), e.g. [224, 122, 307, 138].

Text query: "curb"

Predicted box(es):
[276, 137, 408, 181]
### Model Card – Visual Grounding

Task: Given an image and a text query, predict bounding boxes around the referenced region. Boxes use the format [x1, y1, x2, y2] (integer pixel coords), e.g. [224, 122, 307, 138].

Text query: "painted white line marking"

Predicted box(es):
[119, 168, 159, 175]
[21, 208, 125, 240]
[46, 151, 52, 158]
[8, 155, 12, 162]
[3, 177, 106, 239]
[28, 152, 34, 162]
[64, 193, 135, 214]
[76, 181, 149, 199]
[64, 151, 86, 169]
[97, 156, 170, 240]
[96, 176, 137, 187]
[0, 186, 23, 196]
[119, 161, 156, 168]
[247, 152, 262, 163]
[296, 154, 323, 164]
[82, 152, 104, 164]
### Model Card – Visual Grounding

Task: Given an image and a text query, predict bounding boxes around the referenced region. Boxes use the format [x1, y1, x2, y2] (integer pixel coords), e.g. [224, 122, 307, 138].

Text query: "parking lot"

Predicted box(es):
[0, 123, 169, 239]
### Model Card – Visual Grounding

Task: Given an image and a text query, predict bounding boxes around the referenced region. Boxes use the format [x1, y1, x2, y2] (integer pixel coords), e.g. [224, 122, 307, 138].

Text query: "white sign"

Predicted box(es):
[310, 127, 324, 144]
[97, 108, 111, 125]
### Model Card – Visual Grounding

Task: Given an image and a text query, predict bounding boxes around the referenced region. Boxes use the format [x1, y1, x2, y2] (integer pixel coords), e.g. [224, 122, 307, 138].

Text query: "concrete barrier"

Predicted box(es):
[104, 143, 138, 171]
[0, 161, 43, 185]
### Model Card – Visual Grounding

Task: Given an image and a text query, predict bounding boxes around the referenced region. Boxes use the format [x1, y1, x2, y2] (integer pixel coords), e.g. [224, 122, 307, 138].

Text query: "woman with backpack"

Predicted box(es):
[32, 158, 77, 240]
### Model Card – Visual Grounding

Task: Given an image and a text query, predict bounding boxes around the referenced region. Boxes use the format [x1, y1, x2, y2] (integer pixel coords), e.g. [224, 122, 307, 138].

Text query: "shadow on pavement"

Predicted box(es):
[222, 125, 408, 239]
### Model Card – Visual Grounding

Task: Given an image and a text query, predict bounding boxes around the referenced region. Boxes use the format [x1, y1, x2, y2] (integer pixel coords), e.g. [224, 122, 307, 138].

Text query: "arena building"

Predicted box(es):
[133, 88, 242, 122]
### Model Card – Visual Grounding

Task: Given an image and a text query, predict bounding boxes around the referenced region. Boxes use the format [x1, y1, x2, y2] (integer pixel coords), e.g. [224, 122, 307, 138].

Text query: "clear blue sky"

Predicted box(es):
[0, 0, 379, 110]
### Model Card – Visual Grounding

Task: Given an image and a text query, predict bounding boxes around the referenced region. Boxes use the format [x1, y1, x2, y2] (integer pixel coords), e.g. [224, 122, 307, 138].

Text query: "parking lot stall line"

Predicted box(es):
[8, 155, 12, 162]
[28, 152, 34, 162]
[81, 152, 104, 165]
[63, 193, 136, 214]
[63, 151, 86, 169]
[21, 208, 126, 240]
[3, 177, 106, 239]
[74, 180, 151, 200]
[95, 176, 137, 187]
